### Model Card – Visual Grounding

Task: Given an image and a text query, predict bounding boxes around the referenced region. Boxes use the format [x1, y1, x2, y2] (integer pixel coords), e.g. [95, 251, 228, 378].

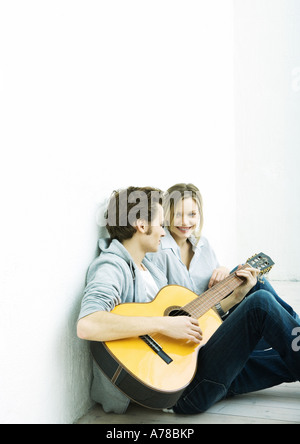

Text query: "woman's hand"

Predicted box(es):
[208, 266, 230, 288]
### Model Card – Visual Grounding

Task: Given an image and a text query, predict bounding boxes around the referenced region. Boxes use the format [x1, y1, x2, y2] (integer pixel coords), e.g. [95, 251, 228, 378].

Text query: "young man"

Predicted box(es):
[77, 186, 300, 415]
[77, 187, 203, 413]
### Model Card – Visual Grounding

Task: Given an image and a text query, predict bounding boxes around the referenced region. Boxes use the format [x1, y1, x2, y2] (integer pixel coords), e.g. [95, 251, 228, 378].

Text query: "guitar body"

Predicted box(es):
[91, 285, 222, 409]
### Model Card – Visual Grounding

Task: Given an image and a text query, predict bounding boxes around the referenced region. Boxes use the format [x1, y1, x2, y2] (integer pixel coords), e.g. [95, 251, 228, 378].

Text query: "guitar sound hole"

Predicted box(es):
[167, 307, 191, 317]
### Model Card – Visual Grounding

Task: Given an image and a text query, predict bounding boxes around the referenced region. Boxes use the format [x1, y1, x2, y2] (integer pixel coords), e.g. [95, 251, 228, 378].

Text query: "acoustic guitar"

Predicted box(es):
[91, 253, 274, 409]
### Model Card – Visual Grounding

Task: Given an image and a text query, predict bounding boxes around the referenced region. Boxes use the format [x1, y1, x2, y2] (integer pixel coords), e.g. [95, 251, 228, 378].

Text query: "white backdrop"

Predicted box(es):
[0, 0, 298, 424]
[234, 0, 300, 280]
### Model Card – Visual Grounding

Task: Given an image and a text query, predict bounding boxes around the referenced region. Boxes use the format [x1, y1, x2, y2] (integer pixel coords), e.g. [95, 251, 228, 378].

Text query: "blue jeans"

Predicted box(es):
[173, 284, 300, 414]
[229, 277, 300, 347]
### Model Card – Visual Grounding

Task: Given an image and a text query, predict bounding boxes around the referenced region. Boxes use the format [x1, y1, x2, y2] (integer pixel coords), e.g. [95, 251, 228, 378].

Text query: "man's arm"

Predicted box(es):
[77, 310, 203, 343]
[218, 266, 260, 313]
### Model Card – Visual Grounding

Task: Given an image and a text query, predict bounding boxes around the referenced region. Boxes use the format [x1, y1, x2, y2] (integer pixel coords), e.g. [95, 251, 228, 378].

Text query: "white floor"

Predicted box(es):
[76, 281, 300, 425]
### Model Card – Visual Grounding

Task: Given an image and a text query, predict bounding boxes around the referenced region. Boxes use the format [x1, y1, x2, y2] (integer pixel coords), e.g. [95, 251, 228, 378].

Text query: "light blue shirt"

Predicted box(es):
[147, 230, 220, 295]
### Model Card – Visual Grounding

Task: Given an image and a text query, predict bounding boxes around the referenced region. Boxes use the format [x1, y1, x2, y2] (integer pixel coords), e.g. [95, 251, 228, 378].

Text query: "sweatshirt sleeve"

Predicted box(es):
[78, 260, 127, 320]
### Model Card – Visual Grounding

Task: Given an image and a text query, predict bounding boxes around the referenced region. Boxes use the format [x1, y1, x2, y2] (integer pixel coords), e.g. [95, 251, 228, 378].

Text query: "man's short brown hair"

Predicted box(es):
[105, 186, 163, 243]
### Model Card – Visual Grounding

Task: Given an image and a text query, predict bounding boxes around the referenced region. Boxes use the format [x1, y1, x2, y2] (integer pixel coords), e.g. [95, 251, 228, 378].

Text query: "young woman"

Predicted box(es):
[149, 182, 299, 320]
[147, 183, 247, 316]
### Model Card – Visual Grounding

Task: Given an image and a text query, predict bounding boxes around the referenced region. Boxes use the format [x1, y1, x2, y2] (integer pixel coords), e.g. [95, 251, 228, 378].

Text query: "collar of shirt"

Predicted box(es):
[160, 229, 204, 259]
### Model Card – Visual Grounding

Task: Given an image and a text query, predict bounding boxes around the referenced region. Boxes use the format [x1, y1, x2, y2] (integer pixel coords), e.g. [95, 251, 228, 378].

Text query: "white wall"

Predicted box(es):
[234, 0, 300, 279]
[0, 1, 235, 424]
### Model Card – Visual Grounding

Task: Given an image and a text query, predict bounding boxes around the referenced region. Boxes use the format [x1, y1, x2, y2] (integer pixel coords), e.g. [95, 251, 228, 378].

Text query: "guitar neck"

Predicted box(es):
[183, 266, 247, 318]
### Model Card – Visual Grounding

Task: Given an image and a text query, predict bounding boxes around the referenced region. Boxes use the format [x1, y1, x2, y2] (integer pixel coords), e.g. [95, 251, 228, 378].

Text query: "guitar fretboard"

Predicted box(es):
[182, 267, 246, 318]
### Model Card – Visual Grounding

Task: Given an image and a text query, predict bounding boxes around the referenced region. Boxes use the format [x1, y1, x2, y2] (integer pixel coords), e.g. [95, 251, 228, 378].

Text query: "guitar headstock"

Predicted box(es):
[246, 252, 275, 275]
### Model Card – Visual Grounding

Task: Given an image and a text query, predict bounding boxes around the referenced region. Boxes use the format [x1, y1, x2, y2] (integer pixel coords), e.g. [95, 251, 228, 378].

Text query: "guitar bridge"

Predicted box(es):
[140, 335, 173, 365]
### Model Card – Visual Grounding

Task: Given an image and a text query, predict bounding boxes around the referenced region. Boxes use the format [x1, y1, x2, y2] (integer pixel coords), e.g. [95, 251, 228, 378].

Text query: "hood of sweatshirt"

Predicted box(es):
[98, 238, 132, 262]
[97, 237, 168, 287]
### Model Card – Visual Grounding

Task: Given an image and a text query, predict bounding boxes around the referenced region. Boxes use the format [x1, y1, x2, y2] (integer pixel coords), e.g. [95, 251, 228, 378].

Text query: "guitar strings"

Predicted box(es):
[182, 270, 245, 318]
[142, 258, 270, 346]
[150, 270, 245, 344]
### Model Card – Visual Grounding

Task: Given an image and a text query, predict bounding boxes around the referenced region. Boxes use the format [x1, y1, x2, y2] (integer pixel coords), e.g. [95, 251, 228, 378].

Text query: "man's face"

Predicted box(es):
[143, 204, 166, 252]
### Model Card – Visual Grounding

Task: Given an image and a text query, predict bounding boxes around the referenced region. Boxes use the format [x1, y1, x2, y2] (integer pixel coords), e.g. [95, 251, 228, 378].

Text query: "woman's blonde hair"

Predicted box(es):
[163, 183, 204, 242]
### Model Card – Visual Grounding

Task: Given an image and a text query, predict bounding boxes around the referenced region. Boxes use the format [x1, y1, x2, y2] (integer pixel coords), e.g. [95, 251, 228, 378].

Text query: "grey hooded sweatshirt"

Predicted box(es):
[78, 238, 168, 413]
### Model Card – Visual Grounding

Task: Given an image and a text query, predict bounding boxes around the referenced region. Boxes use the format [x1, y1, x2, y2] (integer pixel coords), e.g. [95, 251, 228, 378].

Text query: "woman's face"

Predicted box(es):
[170, 197, 200, 241]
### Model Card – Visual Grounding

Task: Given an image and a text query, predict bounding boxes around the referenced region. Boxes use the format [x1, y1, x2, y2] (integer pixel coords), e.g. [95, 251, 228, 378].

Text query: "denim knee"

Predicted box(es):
[243, 290, 276, 312]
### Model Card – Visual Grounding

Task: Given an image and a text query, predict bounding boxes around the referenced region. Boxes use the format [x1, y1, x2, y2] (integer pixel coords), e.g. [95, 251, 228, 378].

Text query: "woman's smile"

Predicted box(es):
[176, 226, 194, 234]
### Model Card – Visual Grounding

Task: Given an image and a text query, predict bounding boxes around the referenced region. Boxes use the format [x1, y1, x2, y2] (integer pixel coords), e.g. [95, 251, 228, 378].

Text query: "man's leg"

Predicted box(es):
[227, 349, 295, 396]
[226, 275, 300, 350]
[227, 274, 299, 322]
[173, 291, 300, 414]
